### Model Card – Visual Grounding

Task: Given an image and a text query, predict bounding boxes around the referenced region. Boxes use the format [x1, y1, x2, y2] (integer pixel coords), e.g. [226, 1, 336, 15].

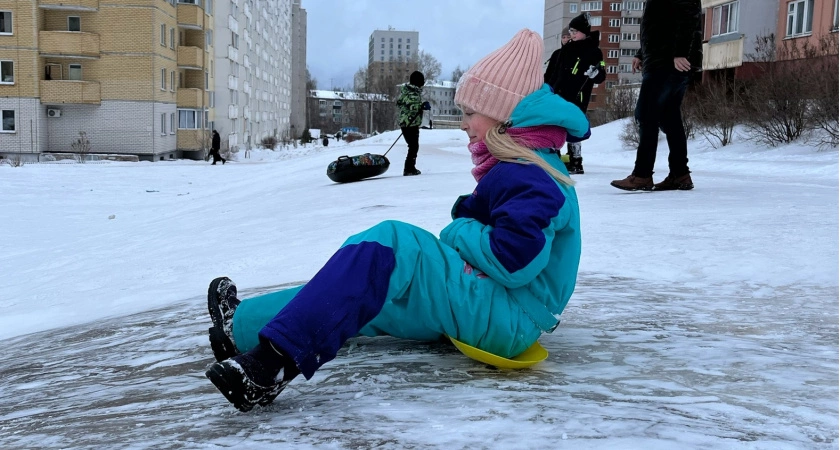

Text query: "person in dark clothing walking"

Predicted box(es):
[396, 71, 429, 176]
[544, 13, 606, 175]
[610, 0, 702, 191]
[210, 130, 226, 165]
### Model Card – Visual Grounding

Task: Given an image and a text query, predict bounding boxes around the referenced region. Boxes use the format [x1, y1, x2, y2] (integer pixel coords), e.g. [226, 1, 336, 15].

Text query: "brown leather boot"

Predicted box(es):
[610, 174, 654, 191]
[654, 173, 694, 191]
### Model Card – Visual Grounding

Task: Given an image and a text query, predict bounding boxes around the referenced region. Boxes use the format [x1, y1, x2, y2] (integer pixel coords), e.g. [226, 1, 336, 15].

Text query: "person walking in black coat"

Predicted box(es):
[210, 130, 226, 165]
[610, 0, 702, 191]
[544, 13, 606, 174]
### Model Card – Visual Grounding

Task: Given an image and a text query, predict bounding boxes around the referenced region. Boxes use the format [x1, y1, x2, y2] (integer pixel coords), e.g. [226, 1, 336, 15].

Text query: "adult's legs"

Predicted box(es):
[632, 70, 668, 178]
[659, 73, 691, 177]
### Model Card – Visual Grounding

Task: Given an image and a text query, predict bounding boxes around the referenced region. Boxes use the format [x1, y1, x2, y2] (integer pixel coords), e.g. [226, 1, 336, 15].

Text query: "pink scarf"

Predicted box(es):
[469, 125, 568, 182]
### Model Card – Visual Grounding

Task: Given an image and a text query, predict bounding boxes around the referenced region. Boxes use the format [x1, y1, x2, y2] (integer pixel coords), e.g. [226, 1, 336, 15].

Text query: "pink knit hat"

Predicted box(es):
[454, 29, 544, 123]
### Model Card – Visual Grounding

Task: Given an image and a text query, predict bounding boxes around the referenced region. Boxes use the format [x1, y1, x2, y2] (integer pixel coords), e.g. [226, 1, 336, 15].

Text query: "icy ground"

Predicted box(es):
[0, 120, 836, 448]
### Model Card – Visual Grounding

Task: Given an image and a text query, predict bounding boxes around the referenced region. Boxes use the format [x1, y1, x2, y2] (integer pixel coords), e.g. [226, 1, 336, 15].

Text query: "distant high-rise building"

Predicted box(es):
[367, 28, 419, 90]
[290, 0, 307, 139]
[213, 0, 293, 151]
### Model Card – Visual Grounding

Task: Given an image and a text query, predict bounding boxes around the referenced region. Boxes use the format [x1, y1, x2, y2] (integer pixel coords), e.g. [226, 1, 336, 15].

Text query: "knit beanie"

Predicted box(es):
[568, 13, 591, 35]
[454, 29, 544, 123]
[409, 70, 425, 87]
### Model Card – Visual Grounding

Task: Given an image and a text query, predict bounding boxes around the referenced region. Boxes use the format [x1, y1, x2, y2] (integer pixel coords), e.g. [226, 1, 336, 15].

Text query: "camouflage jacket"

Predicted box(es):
[396, 84, 423, 128]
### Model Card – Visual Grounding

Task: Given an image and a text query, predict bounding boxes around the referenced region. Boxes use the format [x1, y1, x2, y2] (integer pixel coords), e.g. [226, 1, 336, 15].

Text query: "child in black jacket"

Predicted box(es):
[544, 13, 606, 174]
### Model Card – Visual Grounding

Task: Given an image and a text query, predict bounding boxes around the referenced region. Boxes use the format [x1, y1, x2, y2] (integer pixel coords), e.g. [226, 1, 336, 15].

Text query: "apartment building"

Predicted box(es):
[307, 89, 391, 135]
[543, 1, 645, 115]
[289, 0, 306, 139]
[0, 0, 215, 161]
[367, 28, 419, 89]
[213, 0, 292, 151]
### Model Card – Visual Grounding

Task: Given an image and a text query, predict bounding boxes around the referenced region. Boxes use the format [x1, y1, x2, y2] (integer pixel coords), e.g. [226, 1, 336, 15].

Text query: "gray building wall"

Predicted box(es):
[289, 0, 307, 138]
[213, 0, 293, 150]
[0, 98, 43, 157]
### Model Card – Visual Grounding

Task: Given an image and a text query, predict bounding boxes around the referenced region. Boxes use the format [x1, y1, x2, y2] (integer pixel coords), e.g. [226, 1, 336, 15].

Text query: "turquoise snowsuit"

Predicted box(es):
[232, 84, 589, 379]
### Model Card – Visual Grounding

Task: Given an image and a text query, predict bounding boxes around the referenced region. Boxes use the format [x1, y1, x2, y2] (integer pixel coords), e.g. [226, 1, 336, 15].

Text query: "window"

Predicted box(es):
[205, 70, 209, 90]
[712, 1, 739, 36]
[170, 113, 176, 134]
[161, 24, 166, 46]
[1, 110, 14, 132]
[621, 48, 637, 56]
[623, 17, 641, 25]
[569, 3, 578, 13]
[619, 63, 632, 72]
[208, 91, 215, 107]
[170, 28, 175, 49]
[205, 30, 212, 50]
[161, 113, 166, 135]
[608, 49, 619, 58]
[0, 11, 11, 34]
[622, 32, 639, 41]
[170, 70, 175, 91]
[609, 18, 620, 27]
[231, 31, 239, 49]
[786, 0, 814, 36]
[624, 1, 644, 10]
[178, 109, 203, 129]
[161, 68, 166, 90]
[590, 16, 602, 26]
[69, 63, 81, 80]
[580, 1, 601, 11]
[606, 65, 618, 74]
[610, 2, 622, 11]
[608, 34, 620, 43]
[0, 60, 12, 84]
[407, 38, 411, 43]
[206, 0, 213, 15]
[68, 16, 80, 32]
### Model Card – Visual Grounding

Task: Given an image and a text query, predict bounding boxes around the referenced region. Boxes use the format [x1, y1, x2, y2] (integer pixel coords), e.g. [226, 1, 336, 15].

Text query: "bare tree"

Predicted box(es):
[353, 66, 367, 92]
[305, 66, 317, 91]
[416, 50, 441, 82]
[71, 131, 91, 163]
[451, 65, 466, 83]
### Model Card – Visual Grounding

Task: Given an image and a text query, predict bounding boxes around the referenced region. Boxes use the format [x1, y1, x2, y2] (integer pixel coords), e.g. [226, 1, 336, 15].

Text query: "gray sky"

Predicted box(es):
[302, 0, 544, 90]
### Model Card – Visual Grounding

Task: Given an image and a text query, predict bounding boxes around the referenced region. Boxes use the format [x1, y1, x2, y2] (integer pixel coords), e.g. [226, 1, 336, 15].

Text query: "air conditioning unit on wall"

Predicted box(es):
[47, 108, 61, 118]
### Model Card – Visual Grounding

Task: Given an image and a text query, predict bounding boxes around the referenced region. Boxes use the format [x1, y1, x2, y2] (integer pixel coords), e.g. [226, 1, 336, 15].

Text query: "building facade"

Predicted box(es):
[307, 89, 391, 136]
[0, 0, 215, 161]
[289, 0, 306, 140]
[212, 0, 292, 151]
[367, 28, 418, 90]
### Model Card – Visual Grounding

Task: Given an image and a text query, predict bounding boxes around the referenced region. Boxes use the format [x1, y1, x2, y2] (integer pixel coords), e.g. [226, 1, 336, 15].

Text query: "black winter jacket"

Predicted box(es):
[636, 0, 703, 73]
[544, 31, 606, 112]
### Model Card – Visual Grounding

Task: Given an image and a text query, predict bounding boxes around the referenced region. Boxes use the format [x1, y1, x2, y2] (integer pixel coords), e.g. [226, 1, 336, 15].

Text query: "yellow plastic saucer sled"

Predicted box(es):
[448, 336, 548, 369]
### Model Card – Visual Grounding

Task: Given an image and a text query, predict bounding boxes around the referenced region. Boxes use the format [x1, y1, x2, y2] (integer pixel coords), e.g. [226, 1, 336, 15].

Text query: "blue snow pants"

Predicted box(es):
[232, 220, 544, 379]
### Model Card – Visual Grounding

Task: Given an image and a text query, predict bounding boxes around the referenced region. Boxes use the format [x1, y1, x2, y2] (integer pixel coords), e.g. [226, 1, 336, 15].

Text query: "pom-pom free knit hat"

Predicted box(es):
[568, 13, 591, 35]
[454, 28, 544, 123]
[409, 70, 425, 87]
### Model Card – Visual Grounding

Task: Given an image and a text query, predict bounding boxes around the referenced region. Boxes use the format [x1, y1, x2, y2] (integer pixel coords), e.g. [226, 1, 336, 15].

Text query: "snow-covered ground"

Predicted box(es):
[0, 120, 836, 448]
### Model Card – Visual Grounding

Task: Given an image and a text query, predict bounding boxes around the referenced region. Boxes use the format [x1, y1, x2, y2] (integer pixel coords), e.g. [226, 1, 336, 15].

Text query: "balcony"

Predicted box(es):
[228, 45, 238, 62]
[177, 3, 204, 30]
[702, 35, 744, 71]
[177, 46, 203, 70]
[227, 75, 238, 90]
[40, 31, 100, 58]
[177, 88, 208, 109]
[39, 0, 98, 11]
[40, 80, 101, 104]
[228, 104, 239, 119]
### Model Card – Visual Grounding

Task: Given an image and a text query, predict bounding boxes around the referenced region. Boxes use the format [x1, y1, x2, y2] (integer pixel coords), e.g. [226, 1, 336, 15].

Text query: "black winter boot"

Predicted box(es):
[205, 342, 300, 412]
[568, 156, 584, 175]
[207, 277, 240, 363]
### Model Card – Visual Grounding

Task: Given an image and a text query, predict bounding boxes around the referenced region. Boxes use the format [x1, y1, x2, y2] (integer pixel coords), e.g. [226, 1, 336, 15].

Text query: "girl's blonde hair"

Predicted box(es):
[483, 124, 575, 186]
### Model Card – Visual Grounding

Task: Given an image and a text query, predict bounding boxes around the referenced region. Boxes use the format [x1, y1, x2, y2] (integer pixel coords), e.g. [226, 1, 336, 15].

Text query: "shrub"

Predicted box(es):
[619, 118, 639, 149]
[261, 135, 278, 150]
[300, 128, 313, 144]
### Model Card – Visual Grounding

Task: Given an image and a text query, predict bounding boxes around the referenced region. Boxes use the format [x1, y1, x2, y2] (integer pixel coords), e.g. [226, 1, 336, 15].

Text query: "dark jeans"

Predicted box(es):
[210, 149, 225, 164]
[632, 70, 691, 178]
[401, 126, 420, 171]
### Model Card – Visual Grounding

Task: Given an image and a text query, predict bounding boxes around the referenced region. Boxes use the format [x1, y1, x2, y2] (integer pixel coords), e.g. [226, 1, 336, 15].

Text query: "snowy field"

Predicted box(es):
[0, 120, 837, 449]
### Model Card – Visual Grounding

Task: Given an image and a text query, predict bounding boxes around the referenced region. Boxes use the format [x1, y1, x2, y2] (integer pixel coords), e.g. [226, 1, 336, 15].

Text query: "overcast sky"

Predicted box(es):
[302, 0, 544, 90]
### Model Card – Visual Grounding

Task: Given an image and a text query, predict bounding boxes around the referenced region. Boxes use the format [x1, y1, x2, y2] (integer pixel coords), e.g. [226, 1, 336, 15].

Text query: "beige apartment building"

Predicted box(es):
[0, 0, 214, 161]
